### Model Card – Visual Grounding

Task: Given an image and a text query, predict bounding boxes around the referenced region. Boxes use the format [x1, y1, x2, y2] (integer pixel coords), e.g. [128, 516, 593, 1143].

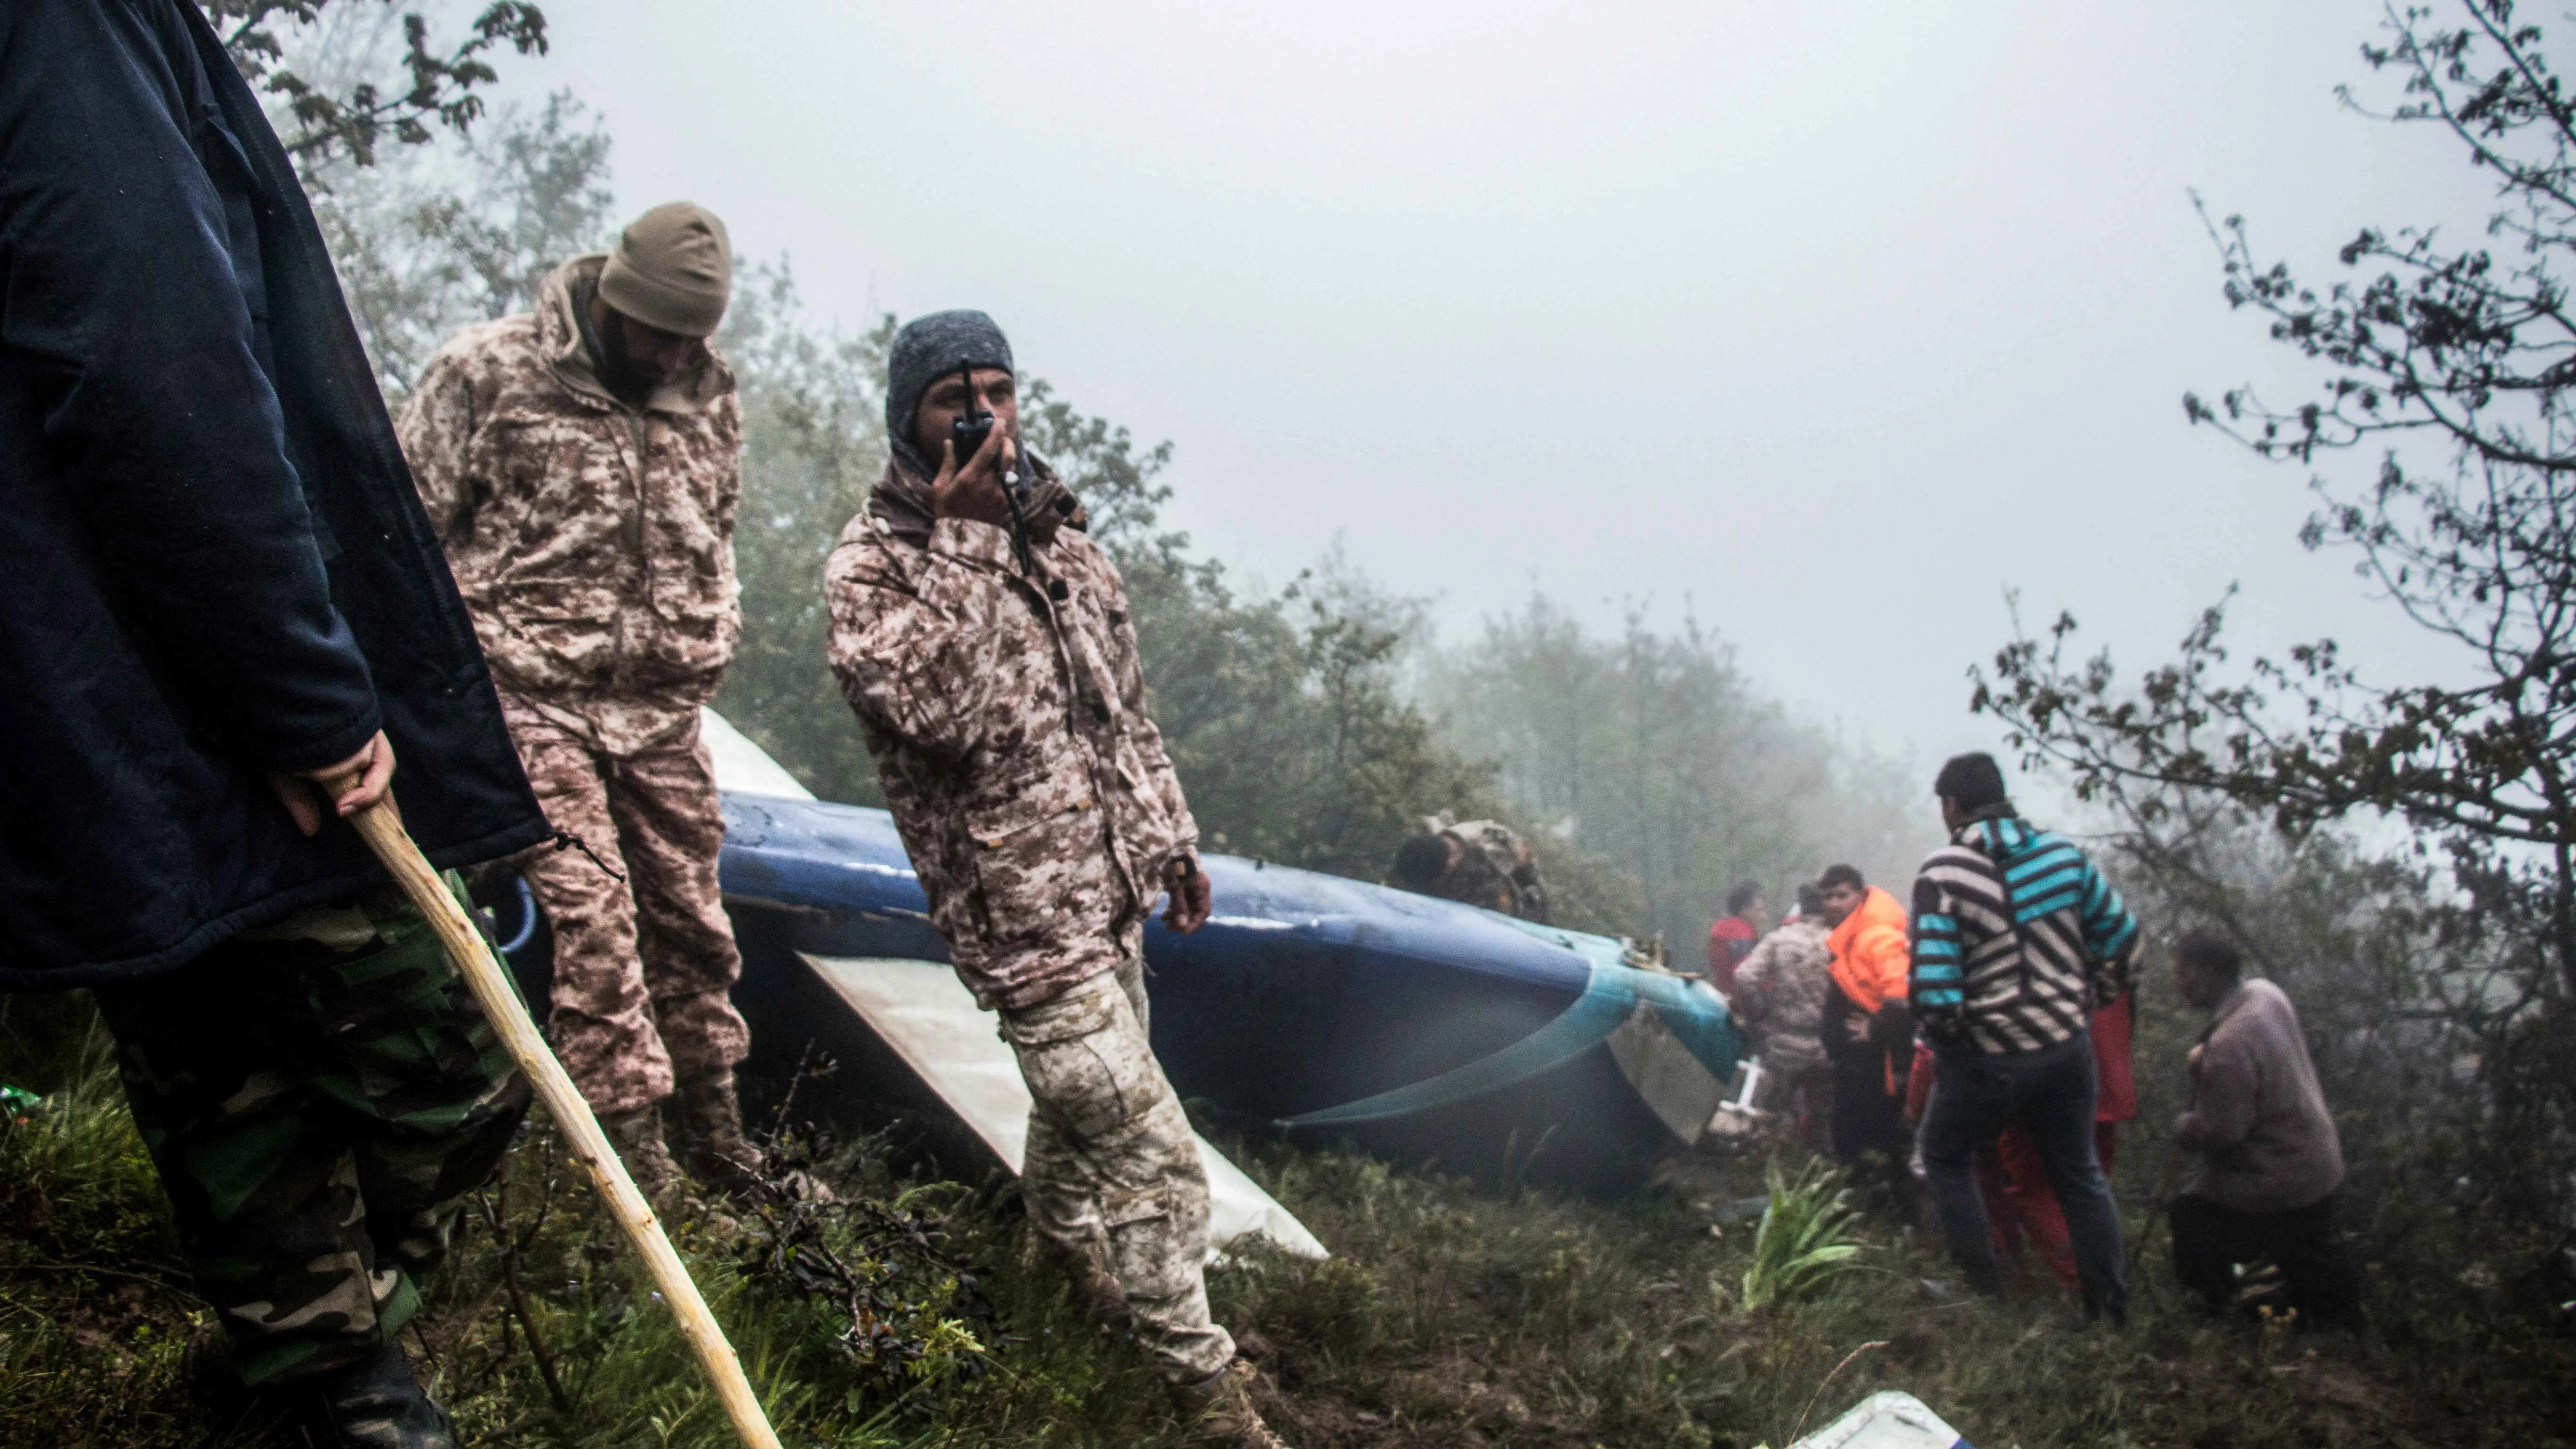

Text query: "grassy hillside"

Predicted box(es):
[4, 990, 2570, 1449]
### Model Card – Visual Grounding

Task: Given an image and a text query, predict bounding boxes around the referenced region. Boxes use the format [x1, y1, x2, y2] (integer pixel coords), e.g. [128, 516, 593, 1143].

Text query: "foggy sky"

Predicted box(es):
[506, 0, 2498, 777]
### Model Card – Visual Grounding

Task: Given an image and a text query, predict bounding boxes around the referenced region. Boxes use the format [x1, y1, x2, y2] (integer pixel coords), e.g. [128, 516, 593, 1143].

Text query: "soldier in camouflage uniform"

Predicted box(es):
[91, 882, 529, 1389]
[825, 311, 1289, 1449]
[1386, 816, 1552, 922]
[397, 203, 757, 1197]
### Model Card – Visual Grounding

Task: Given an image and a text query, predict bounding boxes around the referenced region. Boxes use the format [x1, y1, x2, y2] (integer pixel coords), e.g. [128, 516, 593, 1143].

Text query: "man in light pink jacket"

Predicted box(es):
[2170, 929, 2362, 1330]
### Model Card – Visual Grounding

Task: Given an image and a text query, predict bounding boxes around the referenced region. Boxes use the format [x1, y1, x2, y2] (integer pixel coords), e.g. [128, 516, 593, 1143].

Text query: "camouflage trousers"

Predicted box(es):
[90, 883, 529, 1386]
[998, 950, 1234, 1384]
[507, 704, 749, 1115]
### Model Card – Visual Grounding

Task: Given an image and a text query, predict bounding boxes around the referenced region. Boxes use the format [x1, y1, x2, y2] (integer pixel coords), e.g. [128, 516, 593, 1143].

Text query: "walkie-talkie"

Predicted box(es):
[948, 362, 993, 473]
[948, 364, 1038, 579]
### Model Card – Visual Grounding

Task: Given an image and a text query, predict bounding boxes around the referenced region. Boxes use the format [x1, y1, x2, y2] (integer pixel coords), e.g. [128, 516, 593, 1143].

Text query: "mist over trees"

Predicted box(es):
[1426, 598, 1926, 949]
[4, 10, 2546, 1445]
[244, 1, 1938, 950]
[209, 0, 546, 168]
[1979, 1, 2576, 1233]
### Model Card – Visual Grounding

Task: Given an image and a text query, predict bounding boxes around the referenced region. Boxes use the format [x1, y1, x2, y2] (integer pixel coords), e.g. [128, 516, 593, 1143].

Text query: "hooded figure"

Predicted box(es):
[823, 313, 1288, 1449]
[2, 3, 548, 1440]
[868, 308, 1082, 546]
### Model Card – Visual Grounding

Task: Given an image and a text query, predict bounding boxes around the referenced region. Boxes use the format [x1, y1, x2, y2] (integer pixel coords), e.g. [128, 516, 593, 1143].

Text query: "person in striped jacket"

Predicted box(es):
[1908, 752, 2141, 1323]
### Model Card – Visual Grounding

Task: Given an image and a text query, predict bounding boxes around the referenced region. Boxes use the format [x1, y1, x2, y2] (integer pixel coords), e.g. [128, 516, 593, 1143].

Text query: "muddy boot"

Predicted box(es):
[274, 1339, 459, 1449]
[1172, 1359, 1292, 1449]
[598, 1103, 684, 1202]
[668, 1071, 765, 1199]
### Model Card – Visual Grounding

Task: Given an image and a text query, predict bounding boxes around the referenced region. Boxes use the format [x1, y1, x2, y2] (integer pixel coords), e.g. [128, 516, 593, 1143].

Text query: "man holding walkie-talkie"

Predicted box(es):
[824, 312, 1287, 1449]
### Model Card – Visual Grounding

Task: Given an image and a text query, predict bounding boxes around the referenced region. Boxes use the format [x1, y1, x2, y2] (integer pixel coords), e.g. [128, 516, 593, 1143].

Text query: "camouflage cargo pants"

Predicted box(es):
[89, 883, 529, 1386]
[509, 708, 749, 1115]
[998, 951, 1235, 1384]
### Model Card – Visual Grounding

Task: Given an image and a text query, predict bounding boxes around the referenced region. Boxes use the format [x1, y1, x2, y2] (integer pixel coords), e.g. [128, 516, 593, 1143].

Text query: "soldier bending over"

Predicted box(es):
[398, 204, 759, 1197]
[1386, 816, 1552, 923]
[825, 311, 1290, 1449]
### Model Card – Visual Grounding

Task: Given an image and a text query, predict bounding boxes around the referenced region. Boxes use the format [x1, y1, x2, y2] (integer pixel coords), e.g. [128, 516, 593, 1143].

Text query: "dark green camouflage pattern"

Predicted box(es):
[90, 881, 528, 1386]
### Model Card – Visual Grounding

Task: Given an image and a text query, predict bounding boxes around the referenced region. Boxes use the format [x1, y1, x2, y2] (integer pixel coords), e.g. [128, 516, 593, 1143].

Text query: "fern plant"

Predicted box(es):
[1735, 1157, 1865, 1312]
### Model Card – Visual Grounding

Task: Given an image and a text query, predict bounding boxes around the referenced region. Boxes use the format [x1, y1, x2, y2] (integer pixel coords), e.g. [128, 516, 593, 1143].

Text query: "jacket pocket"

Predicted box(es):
[644, 566, 742, 678]
[1003, 982, 1164, 1142]
[298, 909, 491, 1086]
[499, 578, 622, 624]
[997, 973, 1125, 1047]
[491, 578, 623, 684]
[965, 783, 1113, 947]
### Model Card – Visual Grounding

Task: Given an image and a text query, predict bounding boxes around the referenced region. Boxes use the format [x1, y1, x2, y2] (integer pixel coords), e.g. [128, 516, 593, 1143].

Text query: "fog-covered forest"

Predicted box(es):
[271, 0, 2576, 1344]
[289, 17, 1935, 951]
[4, 4, 2575, 1449]
[279, 0, 2576, 1352]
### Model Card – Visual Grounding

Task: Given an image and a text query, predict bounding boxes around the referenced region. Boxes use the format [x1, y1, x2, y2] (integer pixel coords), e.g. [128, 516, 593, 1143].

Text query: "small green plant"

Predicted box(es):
[1733, 1157, 1864, 1313]
[11, 998, 2576, 1448]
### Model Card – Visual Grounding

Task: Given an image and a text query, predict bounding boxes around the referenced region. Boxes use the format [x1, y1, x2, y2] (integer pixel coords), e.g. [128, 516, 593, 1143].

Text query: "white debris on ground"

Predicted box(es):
[1790, 1390, 1970, 1449]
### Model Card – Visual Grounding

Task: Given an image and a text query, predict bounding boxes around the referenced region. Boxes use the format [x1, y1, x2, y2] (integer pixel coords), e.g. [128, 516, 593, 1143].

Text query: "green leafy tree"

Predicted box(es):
[207, 0, 547, 169]
[1012, 395, 1513, 887]
[317, 90, 617, 399]
[1148, 566, 1503, 884]
[1973, 0, 2576, 1222]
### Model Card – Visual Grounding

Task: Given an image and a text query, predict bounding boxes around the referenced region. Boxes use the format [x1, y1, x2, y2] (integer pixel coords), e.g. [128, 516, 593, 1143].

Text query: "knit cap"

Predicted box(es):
[886, 310, 1015, 475]
[599, 201, 732, 338]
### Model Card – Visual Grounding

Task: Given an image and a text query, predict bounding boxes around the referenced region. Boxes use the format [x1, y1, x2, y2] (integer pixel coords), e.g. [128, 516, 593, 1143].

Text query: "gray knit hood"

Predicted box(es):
[870, 310, 1078, 546]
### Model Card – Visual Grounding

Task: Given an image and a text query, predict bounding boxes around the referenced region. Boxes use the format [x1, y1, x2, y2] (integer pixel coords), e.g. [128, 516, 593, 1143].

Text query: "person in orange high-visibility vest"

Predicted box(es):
[1818, 862, 1916, 1215]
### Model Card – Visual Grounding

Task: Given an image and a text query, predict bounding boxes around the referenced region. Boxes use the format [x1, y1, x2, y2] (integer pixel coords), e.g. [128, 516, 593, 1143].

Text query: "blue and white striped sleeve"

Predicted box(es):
[1909, 873, 1965, 1012]
[2077, 854, 2141, 1002]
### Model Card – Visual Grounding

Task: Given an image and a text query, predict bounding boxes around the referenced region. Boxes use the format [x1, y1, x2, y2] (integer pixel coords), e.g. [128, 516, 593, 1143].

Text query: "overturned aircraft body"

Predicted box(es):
[502, 713, 1741, 1199]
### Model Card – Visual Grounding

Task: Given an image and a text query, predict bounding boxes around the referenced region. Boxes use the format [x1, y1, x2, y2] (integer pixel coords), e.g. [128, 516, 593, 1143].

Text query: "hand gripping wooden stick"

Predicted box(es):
[330, 785, 784, 1449]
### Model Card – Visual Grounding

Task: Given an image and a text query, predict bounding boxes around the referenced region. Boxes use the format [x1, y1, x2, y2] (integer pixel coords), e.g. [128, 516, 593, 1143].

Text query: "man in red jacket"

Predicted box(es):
[1706, 880, 1766, 996]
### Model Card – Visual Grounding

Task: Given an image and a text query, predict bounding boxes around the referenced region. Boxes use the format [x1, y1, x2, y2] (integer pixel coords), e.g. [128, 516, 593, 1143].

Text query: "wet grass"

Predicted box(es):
[4, 991, 2571, 1449]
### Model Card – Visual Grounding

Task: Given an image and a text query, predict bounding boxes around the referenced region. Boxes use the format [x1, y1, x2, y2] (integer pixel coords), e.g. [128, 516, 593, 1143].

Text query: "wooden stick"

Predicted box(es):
[333, 789, 783, 1449]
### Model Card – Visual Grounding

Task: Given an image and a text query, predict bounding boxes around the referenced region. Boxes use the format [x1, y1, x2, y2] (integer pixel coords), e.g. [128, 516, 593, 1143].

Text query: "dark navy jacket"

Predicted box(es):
[0, 0, 548, 986]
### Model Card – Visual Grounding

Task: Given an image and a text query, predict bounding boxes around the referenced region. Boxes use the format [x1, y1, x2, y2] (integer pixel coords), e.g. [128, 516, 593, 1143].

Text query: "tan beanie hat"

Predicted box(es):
[598, 201, 732, 338]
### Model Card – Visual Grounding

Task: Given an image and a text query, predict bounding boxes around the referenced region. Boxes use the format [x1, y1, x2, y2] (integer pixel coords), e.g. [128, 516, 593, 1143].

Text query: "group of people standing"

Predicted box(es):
[2, 6, 1282, 1445]
[1713, 754, 2363, 1330]
[2, 8, 2377, 1448]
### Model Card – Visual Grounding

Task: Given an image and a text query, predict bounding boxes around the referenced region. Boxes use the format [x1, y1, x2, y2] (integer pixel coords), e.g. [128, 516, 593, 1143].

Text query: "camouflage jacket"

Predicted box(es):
[1731, 918, 1833, 1075]
[397, 257, 742, 756]
[823, 469, 1197, 1010]
[1430, 819, 1551, 924]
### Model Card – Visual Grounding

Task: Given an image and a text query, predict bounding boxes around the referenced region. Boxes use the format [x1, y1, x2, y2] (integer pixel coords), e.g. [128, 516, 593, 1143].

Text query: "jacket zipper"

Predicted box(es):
[1021, 557, 1138, 895]
[616, 410, 650, 691]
